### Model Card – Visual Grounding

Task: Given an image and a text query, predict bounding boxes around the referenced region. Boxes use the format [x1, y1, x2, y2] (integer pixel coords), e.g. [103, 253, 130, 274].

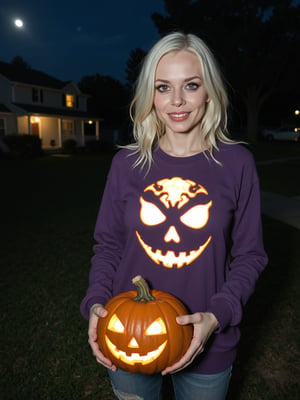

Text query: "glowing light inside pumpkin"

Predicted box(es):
[145, 318, 167, 335]
[105, 316, 168, 365]
[128, 337, 139, 348]
[108, 314, 125, 333]
[105, 336, 168, 365]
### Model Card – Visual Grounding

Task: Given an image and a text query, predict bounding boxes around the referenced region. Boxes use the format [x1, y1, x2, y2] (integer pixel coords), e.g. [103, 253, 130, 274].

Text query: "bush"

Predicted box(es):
[62, 139, 77, 154]
[2, 134, 43, 158]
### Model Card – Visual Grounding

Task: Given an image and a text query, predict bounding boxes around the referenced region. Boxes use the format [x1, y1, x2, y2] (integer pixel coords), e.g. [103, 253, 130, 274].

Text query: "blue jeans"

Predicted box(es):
[107, 366, 232, 400]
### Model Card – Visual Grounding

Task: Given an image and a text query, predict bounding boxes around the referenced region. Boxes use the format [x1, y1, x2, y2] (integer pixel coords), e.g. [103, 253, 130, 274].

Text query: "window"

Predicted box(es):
[65, 94, 75, 108]
[0, 118, 5, 137]
[32, 88, 44, 103]
[62, 120, 74, 138]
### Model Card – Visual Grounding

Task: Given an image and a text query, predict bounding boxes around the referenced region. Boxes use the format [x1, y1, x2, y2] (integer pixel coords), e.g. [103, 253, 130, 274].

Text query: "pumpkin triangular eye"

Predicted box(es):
[180, 201, 212, 229]
[140, 197, 166, 226]
[144, 318, 167, 335]
[107, 314, 125, 333]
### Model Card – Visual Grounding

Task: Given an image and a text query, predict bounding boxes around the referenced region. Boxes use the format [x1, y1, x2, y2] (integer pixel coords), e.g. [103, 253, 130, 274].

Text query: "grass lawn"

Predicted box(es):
[1, 143, 299, 399]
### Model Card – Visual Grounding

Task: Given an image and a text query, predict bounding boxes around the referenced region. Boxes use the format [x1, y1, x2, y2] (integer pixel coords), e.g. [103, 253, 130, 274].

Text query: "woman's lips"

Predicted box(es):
[168, 112, 190, 121]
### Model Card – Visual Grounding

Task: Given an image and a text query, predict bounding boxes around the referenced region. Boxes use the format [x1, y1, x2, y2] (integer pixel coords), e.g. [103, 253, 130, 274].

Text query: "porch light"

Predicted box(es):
[31, 117, 40, 123]
[88, 120, 93, 124]
[295, 110, 299, 116]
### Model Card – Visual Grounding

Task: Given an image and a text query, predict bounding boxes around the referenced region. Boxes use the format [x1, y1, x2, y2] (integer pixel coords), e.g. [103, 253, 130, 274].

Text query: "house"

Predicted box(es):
[0, 61, 102, 149]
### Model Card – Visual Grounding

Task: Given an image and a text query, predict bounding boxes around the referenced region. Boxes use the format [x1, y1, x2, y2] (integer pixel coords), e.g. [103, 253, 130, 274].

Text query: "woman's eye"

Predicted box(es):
[156, 84, 170, 93]
[186, 82, 200, 90]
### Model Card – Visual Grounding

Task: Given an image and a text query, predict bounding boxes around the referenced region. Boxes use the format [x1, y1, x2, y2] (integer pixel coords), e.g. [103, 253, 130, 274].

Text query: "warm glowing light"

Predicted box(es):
[105, 336, 167, 365]
[66, 94, 75, 108]
[136, 177, 213, 268]
[295, 110, 300, 116]
[145, 318, 167, 335]
[140, 198, 166, 226]
[14, 19, 24, 28]
[145, 177, 208, 209]
[88, 120, 93, 124]
[107, 314, 125, 333]
[180, 201, 213, 229]
[164, 226, 180, 243]
[128, 337, 139, 348]
[136, 231, 212, 268]
[31, 117, 40, 123]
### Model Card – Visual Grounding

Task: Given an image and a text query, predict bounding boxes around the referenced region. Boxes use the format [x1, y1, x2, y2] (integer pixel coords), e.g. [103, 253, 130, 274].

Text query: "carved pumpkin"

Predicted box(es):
[136, 177, 212, 269]
[97, 275, 193, 374]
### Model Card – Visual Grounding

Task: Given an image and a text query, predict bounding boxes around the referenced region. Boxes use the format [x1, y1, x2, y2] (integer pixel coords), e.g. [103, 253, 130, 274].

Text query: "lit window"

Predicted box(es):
[65, 94, 75, 108]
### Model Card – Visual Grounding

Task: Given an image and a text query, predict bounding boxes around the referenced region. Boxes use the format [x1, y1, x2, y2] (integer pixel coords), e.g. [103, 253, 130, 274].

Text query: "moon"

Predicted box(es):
[14, 19, 24, 28]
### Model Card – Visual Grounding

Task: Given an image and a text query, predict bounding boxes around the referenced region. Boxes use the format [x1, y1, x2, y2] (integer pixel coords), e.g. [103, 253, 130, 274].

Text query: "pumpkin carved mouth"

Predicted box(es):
[136, 231, 212, 268]
[105, 336, 168, 365]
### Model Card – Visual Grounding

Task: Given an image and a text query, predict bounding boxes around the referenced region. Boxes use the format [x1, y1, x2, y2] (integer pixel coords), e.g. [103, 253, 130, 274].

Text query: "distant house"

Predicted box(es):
[0, 61, 102, 149]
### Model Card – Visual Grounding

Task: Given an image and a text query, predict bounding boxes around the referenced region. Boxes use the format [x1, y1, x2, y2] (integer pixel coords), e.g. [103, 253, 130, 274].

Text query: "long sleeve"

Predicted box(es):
[80, 155, 126, 320]
[208, 155, 268, 332]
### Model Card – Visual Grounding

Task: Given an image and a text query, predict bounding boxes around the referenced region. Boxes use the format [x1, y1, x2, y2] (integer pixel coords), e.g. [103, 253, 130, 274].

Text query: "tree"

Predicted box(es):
[125, 48, 147, 88]
[11, 56, 31, 69]
[152, 0, 300, 141]
[78, 74, 130, 130]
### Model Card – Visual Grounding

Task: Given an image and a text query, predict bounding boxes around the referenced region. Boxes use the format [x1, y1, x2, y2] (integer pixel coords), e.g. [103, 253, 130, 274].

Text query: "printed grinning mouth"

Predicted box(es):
[136, 231, 211, 269]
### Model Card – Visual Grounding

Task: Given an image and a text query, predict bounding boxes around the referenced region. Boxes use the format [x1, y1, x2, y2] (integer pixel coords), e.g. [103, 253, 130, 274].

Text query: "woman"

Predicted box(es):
[80, 32, 268, 400]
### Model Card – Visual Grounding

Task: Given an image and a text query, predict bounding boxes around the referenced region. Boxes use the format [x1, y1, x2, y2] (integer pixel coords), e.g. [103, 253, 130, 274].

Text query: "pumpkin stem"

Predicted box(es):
[132, 275, 155, 302]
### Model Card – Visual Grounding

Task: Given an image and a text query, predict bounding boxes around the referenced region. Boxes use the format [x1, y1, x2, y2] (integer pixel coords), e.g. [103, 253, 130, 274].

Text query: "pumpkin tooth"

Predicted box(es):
[105, 336, 168, 365]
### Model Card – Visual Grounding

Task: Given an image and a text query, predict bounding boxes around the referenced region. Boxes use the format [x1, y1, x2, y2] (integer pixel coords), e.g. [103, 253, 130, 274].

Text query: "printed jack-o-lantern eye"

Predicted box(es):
[145, 318, 167, 335]
[180, 201, 212, 229]
[140, 198, 166, 226]
[107, 314, 125, 333]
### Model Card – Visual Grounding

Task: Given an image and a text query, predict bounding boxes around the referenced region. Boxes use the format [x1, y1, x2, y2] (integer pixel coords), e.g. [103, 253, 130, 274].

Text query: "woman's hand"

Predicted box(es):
[88, 304, 117, 371]
[161, 312, 219, 375]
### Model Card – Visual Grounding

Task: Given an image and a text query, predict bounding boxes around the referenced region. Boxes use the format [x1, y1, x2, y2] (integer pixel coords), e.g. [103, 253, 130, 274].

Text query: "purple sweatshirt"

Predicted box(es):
[80, 142, 268, 374]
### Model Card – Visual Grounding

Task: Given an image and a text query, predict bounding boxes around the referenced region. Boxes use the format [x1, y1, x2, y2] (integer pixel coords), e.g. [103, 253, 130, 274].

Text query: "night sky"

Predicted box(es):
[0, 0, 165, 84]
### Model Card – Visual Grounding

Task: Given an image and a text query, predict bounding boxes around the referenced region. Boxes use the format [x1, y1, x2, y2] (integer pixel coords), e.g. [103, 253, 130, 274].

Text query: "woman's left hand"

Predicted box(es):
[161, 312, 219, 375]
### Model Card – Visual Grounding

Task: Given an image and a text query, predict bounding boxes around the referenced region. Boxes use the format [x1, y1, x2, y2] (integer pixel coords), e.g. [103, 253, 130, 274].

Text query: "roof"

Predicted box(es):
[14, 103, 103, 120]
[0, 61, 69, 89]
[0, 104, 11, 113]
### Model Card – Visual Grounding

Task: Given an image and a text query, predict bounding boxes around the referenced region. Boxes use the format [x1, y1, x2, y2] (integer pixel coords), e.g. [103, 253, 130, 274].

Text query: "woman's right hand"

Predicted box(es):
[88, 304, 117, 371]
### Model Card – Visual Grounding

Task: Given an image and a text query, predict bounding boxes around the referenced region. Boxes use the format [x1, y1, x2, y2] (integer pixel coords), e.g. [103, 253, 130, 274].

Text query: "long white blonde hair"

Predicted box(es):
[126, 32, 234, 169]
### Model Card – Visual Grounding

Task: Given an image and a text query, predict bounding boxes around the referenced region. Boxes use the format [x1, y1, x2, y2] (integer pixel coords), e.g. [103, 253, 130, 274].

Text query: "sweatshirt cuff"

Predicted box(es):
[208, 299, 233, 333]
[80, 296, 107, 320]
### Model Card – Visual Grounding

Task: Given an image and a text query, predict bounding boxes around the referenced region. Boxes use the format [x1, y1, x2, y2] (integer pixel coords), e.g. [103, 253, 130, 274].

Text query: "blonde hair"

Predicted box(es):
[126, 32, 234, 169]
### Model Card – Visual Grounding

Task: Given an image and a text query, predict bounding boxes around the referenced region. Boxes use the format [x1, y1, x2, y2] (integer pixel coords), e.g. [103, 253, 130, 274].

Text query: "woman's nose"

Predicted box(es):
[171, 89, 185, 106]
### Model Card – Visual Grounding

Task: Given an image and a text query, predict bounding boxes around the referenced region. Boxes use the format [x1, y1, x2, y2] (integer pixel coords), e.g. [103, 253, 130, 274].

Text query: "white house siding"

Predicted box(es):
[5, 114, 17, 134]
[17, 116, 28, 134]
[40, 117, 59, 147]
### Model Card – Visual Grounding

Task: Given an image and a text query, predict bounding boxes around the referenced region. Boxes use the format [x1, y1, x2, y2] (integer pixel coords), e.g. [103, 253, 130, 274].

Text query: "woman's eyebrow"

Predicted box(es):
[155, 76, 202, 83]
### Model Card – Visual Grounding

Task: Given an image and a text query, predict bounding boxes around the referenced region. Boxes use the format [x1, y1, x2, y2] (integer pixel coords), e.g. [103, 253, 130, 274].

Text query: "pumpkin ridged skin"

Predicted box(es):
[97, 277, 193, 374]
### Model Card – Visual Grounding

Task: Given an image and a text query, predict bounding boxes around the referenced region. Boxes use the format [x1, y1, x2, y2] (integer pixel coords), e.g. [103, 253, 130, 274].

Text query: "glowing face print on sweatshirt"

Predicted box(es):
[136, 177, 212, 269]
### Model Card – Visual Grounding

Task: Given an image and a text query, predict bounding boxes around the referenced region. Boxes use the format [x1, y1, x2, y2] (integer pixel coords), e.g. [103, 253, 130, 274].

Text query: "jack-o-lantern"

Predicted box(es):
[97, 275, 193, 374]
[136, 177, 212, 269]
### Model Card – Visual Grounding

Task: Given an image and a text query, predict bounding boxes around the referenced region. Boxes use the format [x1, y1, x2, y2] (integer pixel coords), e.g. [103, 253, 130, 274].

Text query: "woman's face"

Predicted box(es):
[154, 50, 209, 137]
